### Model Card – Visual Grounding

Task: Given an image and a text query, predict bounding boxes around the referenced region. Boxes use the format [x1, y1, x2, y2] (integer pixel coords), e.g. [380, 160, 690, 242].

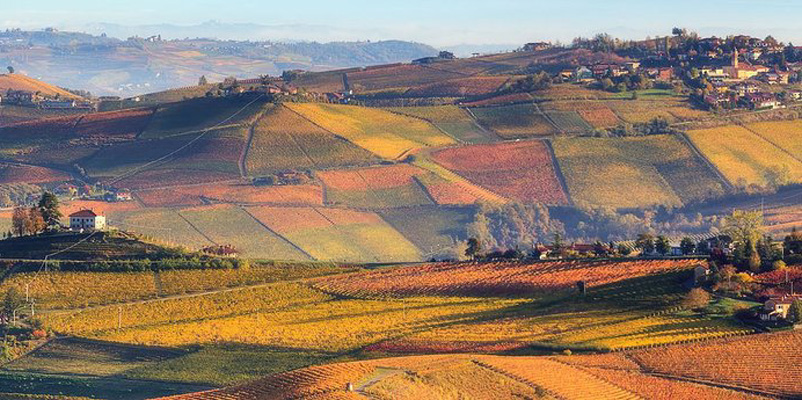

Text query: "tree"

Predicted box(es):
[198, 75, 208, 86]
[680, 237, 696, 255]
[37, 192, 61, 228]
[655, 235, 671, 256]
[682, 288, 711, 309]
[11, 207, 27, 237]
[28, 207, 46, 235]
[2, 288, 25, 324]
[465, 238, 482, 261]
[552, 233, 565, 254]
[724, 210, 764, 270]
[6, 66, 13, 74]
[635, 233, 655, 255]
[617, 244, 632, 256]
[788, 300, 802, 324]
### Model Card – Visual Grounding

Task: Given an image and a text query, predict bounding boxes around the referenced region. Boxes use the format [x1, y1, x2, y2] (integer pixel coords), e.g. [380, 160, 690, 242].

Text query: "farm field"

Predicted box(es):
[378, 206, 473, 259]
[134, 182, 324, 207]
[245, 105, 377, 174]
[687, 125, 802, 187]
[178, 204, 311, 260]
[246, 206, 422, 262]
[432, 140, 570, 205]
[553, 135, 726, 208]
[385, 105, 496, 143]
[631, 330, 802, 398]
[313, 258, 702, 298]
[285, 103, 454, 159]
[745, 119, 802, 159]
[346, 64, 464, 92]
[469, 104, 558, 138]
[316, 164, 436, 209]
[404, 76, 510, 97]
[0, 163, 70, 184]
[139, 97, 266, 139]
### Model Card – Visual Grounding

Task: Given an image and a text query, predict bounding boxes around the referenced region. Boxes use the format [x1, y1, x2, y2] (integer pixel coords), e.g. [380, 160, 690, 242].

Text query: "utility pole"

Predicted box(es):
[30, 299, 35, 317]
[118, 306, 122, 330]
[25, 282, 29, 302]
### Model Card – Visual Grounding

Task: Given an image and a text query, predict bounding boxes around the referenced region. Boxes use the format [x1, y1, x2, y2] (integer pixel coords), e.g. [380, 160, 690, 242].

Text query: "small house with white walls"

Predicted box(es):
[69, 210, 106, 231]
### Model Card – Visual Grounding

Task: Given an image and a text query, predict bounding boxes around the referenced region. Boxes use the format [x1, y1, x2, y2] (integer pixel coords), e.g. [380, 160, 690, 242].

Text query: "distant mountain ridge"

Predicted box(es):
[0, 28, 438, 96]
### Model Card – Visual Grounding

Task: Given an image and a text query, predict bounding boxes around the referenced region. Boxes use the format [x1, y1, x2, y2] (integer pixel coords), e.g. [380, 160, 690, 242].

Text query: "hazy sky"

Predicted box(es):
[4, 0, 802, 46]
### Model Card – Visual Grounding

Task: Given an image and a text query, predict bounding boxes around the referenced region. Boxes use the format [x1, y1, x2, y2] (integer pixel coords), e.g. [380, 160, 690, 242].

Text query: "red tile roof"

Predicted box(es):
[69, 210, 98, 218]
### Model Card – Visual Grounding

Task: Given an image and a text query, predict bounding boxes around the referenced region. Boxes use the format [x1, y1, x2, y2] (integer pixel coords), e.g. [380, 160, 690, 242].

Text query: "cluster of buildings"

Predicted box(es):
[0, 89, 94, 109]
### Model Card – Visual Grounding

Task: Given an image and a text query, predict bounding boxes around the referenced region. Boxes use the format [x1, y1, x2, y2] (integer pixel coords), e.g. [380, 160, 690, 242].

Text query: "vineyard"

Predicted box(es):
[140, 97, 265, 139]
[631, 330, 802, 397]
[246, 206, 422, 262]
[431, 140, 569, 205]
[245, 105, 377, 174]
[552, 135, 726, 208]
[469, 104, 558, 138]
[379, 206, 473, 259]
[73, 108, 155, 139]
[285, 103, 454, 159]
[746, 119, 802, 159]
[134, 183, 324, 207]
[345, 64, 464, 92]
[687, 125, 802, 187]
[404, 76, 509, 97]
[316, 164, 437, 209]
[177, 204, 311, 260]
[384, 105, 494, 143]
[312, 259, 702, 298]
[0, 163, 70, 184]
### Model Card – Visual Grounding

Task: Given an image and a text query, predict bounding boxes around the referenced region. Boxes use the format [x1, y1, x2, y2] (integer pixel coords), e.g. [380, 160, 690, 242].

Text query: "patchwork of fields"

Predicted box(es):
[553, 135, 726, 208]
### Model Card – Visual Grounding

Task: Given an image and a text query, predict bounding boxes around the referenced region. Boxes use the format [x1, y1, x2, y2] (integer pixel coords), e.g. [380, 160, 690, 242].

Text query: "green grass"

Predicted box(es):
[552, 135, 725, 208]
[178, 205, 311, 260]
[379, 206, 474, 258]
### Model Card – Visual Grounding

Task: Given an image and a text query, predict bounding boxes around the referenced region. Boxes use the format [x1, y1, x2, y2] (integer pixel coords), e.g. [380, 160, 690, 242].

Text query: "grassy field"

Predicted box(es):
[469, 104, 558, 138]
[113, 208, 214, 251]
[178, 204, 311, 260]
[687, 125, 802, 188]
[134, 182, 324, 207]
[246, 105, 377, 174]
[553, 135, 726, 208]
[385, 105, 496, 143]
[247, 206, 422, 262]
[285, 103, 454, 159]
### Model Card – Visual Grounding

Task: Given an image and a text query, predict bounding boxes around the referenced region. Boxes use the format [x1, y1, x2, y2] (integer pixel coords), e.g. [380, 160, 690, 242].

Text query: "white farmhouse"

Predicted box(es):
[69, 209, 106, 231]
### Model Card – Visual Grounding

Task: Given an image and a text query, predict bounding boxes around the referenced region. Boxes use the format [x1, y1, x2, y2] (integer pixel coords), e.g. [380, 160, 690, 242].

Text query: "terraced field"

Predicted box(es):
[432, 140, 569, 205]
[553, 135, 726, 208]
[385, 105, 495, 143]
[247, 206, 422, 262]
[404, 76, 510, 97]
[245, 105, 377, 174]
[178, 204, 311, 260]
[285, 103, 454, 159]
[687, 125, 802, 187]
[469, 104, 558, 138]
[346, 64, 464, 92]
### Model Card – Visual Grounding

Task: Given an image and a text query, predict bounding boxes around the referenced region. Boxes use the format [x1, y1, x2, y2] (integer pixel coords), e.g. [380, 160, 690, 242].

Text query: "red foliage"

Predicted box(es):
[432, 140, 569, 205]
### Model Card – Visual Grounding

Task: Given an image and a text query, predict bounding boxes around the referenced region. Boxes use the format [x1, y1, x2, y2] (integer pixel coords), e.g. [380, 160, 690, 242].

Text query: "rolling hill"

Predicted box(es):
[0, 73, 81, 99]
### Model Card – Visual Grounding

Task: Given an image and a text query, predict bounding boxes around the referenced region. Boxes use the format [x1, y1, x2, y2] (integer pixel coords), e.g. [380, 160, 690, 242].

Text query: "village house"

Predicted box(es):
[523, 42, 552, 52]
[759, 295, 802, 321]
[591, 63, 626, 78]
[573, 66, 595, 83]
[744, 93, 782, 110]
[69, 209, 106, 231]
